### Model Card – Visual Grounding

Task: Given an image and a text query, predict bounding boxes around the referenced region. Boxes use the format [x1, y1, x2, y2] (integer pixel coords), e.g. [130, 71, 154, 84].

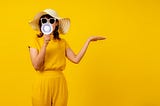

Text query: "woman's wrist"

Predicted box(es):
[43, 42, 48, 47]
[87, 37, 91, 44]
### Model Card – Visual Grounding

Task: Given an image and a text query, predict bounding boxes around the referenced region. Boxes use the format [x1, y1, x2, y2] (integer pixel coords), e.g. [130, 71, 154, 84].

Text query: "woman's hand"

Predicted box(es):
[88, 36, 106, 42]
[44, 34, 51, 45]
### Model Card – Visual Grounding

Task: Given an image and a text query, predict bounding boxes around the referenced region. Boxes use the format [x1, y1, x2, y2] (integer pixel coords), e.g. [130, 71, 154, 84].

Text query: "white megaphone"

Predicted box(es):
[41, 23, 53, 35]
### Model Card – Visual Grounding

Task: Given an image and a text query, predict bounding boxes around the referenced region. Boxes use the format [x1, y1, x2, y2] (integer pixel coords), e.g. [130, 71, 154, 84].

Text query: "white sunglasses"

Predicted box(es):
[40, 18, 57, 24]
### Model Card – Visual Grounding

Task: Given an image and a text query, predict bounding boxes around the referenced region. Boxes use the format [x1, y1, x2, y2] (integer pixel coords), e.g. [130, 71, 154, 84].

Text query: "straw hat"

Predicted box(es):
[29, 9, 70, 34]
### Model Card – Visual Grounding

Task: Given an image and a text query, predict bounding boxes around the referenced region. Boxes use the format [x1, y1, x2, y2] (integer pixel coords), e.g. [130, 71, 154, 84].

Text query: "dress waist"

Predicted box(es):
[35, 70, 64, 78]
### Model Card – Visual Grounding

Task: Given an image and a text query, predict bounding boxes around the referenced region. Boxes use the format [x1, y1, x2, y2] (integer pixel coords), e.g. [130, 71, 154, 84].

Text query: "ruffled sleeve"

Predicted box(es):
[64, 39, 70, 49]
[28, 36, 38, 49]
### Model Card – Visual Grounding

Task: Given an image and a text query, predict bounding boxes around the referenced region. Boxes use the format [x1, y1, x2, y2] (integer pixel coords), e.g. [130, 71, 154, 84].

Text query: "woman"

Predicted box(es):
[28, 9, 106, 106]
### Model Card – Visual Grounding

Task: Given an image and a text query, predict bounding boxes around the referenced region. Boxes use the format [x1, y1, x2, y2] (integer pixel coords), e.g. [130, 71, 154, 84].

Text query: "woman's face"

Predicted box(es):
[40, 16, 58, 32]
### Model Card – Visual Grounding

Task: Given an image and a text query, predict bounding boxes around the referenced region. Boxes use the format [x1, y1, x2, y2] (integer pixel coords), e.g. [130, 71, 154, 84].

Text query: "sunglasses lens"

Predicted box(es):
[41, 19, 47, 24]
[50, 19, 55, 24]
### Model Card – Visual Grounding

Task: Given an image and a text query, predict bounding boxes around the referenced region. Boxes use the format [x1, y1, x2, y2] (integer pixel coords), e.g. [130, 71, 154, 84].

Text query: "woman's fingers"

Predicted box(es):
[90, 36, 106, 41]
[44, 35, 51, 44]
[95, 36, 106, 40]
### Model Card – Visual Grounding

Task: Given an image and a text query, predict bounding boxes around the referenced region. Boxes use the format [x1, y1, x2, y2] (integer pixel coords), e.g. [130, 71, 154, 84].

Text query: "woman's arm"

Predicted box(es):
[65, 36, 106, 64]
[29, 35, 51, 70]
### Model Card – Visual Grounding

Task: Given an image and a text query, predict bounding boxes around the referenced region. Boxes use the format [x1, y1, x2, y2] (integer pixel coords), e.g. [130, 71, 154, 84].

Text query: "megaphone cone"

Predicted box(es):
[41, 23, 53, 35]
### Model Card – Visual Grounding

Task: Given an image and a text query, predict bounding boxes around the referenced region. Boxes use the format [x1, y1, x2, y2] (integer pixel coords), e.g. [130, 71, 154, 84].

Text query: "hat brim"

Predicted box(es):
[58, 18, 70, 34]
[29, 12, 47, 31]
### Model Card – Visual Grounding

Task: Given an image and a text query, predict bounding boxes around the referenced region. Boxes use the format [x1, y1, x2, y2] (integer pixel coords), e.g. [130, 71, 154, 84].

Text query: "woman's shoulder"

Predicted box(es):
[60, 38, 67, 43]
[29, 35, 43, 45]
[60, 38, 70, 48]
[32, 35, 43, 41]
[28, 35, 39, 48]
[30, 35, 38, 40]
[60, 38, 65, 41]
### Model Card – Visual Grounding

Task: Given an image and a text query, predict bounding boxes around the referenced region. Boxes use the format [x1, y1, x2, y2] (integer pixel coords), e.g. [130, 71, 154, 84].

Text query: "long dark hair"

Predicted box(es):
[37, 14, 60, 40]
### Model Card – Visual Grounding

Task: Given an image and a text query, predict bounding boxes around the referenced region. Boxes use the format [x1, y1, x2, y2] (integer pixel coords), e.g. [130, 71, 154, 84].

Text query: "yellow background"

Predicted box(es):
[0, 0, 160, 106]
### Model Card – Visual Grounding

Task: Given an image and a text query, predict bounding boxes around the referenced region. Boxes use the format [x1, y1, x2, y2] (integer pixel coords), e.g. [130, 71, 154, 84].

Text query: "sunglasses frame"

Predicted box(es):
[40, 18, 57, 24]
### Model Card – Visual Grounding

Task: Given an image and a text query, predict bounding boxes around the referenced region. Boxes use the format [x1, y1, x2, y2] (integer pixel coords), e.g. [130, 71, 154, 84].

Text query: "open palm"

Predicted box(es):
[89, 36, 106, 41]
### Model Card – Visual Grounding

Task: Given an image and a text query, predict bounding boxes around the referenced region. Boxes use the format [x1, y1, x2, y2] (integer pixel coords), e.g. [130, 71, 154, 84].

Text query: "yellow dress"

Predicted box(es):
[29, 35, 69, 106]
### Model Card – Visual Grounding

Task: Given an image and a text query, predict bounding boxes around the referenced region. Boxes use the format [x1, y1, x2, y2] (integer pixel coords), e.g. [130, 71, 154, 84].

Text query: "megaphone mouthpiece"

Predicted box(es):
[41, 23, 53, 35]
